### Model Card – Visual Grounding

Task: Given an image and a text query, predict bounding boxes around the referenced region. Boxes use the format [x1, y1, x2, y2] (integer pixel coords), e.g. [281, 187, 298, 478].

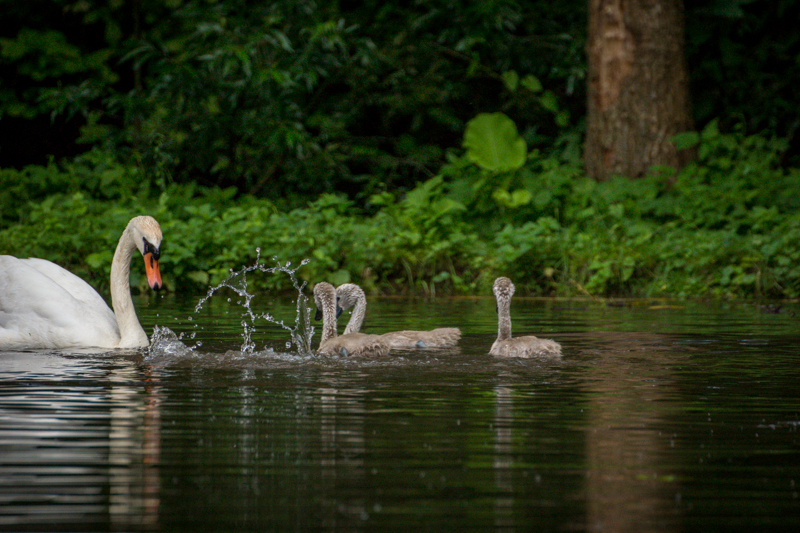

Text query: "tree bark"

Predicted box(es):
[585, 0, 695, 181]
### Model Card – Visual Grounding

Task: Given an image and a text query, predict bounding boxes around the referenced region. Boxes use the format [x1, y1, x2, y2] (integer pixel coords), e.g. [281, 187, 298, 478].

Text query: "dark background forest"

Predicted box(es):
[1, 0, 799, 299]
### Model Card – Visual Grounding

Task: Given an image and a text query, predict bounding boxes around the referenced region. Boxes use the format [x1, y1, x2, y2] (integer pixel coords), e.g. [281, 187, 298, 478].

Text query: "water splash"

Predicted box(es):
[192, 249, 314, 355]
[147, 324, 196, 361]
[263, 260, 314, 356]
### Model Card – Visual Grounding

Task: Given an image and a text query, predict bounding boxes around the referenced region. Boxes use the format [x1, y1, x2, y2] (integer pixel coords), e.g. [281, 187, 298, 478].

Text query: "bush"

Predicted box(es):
[1, 120, 798, 300]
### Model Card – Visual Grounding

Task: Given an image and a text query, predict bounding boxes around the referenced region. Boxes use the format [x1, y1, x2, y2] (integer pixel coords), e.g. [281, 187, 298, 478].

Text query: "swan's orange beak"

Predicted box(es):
[143, 252, 162, 291]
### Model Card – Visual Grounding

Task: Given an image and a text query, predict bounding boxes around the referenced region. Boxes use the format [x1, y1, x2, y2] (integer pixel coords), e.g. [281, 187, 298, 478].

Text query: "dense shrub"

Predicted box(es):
[2, 121, 798, 300]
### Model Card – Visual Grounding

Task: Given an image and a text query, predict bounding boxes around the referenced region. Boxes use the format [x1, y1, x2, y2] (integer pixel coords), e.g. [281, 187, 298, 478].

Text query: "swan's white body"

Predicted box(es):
[313, 282, 389, 357]
[489, 277, 561, 358]
[335, 283, 461, 348]
[0, 216, 163, 349]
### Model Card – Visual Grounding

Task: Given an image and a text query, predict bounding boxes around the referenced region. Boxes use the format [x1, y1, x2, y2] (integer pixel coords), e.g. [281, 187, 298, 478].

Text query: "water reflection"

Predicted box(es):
[575, 332, 685, 533]
[108, 364, 162, 530]
[492, 385, 514, 531]
[0, 353, 163, 530]
[1, 296, 799, 531]
[318, 378, 368, 526]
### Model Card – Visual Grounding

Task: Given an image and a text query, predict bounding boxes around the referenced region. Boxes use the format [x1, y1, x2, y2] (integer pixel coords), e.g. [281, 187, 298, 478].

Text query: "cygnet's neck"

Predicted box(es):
[320, 299, 339, 345]
[496, 297, 512, 341]
[343, 289, 368, 335]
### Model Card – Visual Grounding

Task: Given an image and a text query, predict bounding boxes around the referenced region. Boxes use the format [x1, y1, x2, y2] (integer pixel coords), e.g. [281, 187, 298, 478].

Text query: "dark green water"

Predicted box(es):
[1, 292, 799, 532]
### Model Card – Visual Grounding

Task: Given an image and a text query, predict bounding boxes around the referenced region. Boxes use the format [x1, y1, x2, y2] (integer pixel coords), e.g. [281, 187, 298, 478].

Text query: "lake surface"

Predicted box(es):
[1, 288, 799, 532]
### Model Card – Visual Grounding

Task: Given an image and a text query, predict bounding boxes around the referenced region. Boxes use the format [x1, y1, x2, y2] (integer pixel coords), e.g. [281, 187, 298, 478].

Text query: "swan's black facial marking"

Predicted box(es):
[143, 238, 161, 260]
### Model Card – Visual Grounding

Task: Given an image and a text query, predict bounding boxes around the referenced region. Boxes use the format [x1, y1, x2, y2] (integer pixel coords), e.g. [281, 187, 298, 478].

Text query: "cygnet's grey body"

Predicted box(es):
[313, 282, 390, 357]
[489, 277, 561, 357]
[335, 283, 461, 349]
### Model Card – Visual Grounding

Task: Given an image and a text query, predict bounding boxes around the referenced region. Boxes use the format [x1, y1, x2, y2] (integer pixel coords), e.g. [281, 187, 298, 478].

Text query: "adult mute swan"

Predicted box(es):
[489, 277, 561, 357]
[313, 282, 389, 357]
[0, 216, 163, 349]
[335, 283, 461, 349]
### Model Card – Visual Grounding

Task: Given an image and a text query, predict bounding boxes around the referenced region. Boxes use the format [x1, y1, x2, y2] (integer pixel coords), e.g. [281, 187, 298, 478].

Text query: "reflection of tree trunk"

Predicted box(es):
[585, 0, 695, 181]
[581, 332, 679, 533]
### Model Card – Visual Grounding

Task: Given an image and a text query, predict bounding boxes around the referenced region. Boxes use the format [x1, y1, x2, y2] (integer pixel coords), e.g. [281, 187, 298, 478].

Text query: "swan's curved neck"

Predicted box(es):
[343, 291, 367, 335]
[110, 223, 147, 347]
[496, 297, 512, 341]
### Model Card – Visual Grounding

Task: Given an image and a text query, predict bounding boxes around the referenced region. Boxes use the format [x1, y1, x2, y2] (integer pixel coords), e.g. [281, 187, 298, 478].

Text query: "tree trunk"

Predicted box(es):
[585, 0, 695, 181]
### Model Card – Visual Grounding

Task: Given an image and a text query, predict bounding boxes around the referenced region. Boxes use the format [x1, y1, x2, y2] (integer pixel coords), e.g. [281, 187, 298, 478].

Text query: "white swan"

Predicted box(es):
[313, 282, 390, 357]
[489, 277, 561, 357]
[0, 216, 163, 349]
[335, 283, 461, 348]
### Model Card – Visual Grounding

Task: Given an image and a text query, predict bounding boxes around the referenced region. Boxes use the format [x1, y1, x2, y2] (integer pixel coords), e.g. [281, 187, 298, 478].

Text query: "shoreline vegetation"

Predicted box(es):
[3, 2, 798, 303]
[2, 120, 798, 302]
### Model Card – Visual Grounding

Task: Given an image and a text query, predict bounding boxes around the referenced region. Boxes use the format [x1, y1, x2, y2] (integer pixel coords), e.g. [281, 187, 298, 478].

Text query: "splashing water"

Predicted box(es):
[147, 324, 196, 361]
[191, 249, 315, 355]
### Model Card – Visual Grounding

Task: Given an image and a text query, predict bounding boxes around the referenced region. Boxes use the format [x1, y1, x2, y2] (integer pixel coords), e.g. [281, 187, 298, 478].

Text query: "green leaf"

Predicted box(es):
[509, 189, 532, 207]
[533, 190, 552, 208]
[670, 131, 700, 151]
[539, 91, 558, 112]
[86, 251, 109, 269]
[188, 271, 210, 284]
[329, 269, 351, 286]
[555, 110, 570, 127]
[492, 188, 531, 208]
[463, 113, 527, 172]
[501, 70, 519, 92]
[520, 75, 542, 93]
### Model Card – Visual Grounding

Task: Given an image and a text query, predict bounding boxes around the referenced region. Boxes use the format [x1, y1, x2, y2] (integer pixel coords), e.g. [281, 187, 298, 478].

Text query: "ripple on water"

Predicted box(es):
[2, 293, 800, 532]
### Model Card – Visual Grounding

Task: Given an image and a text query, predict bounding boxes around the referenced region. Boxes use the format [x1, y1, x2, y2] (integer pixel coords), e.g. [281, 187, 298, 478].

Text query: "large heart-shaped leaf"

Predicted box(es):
[463, 113, 527, 172]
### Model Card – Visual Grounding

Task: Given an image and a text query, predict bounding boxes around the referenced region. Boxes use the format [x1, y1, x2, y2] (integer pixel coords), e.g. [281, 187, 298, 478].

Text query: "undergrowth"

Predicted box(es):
[1, 122, 798, 300]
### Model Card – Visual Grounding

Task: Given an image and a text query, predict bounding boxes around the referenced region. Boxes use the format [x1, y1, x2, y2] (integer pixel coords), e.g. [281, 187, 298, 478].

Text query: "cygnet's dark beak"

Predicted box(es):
[336, 305, 343, 318]
[314, 307, 322, 321]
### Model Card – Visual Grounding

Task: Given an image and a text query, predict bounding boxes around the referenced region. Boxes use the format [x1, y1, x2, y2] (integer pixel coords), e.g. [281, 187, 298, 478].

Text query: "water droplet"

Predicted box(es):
[171, 251, 315, 356]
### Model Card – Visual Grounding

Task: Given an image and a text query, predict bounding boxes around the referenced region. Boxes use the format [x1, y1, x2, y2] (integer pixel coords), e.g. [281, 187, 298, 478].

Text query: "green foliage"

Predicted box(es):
[463, 113, 527, 173]
[108, 0, 376, 199]
[5, 0, 800, 303]
[368, 177, 474, 293]
[0, 25, 117, 119]
[442, 112, 582, 229]
[2, 122, 799, 300]
[686, 0, 800, 144]
[4, 0, 800, 198]
[1, 0, 588, 203]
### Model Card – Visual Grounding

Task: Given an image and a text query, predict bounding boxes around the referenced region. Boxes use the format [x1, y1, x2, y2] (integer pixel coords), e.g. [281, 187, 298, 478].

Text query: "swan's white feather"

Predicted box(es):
[0, 256, 120, 349]
[0, 216, 162, 350]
